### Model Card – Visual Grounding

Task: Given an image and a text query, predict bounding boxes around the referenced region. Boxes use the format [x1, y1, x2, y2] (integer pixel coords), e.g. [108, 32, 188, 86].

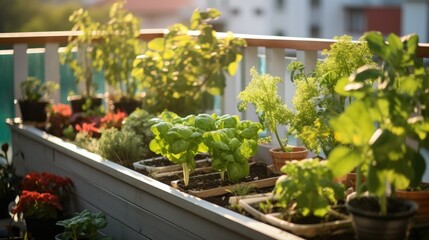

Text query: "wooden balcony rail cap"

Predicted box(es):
[0, 29, 428, 57]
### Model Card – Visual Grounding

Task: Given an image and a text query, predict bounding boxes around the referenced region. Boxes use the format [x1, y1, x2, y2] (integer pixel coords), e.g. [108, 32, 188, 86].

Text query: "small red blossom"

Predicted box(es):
[13, 190, 63, 219]
[75, 122, 100, 137]
[50, 104, 72, 118]
[100, 111, 127, 129]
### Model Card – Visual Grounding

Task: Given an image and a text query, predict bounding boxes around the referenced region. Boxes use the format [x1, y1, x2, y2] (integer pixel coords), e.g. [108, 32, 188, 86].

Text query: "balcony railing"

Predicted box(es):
[1, 29, 429, 144]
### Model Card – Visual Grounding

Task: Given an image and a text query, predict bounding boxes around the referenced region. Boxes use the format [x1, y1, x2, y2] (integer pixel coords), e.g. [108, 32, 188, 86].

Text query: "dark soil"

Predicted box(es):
[349, 197, 414, 214]
[140, 153, 211, 167]
[176, 162, 278, 191]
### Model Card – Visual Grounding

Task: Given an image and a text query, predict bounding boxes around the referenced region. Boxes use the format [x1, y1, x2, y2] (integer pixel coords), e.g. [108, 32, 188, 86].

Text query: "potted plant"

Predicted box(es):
[149, 114, 209, 187]
[327, 32, 428, 239]
[18, 76, 59, 123]
[287, 35, 374, 157]
[236, 158, 351, 238]
[62, 8, 103, 114]
[0, 143, 21, 219]
[97, 127, 145, 168]
[202, 114, 262, 182]
[47, 103, 73, 138]
[12, 172, 74, 239]
[132, 8, 246, 116]
[238, 67, 308, 171]
[93, 0, 143, 115]
[56, 209, 113, 240]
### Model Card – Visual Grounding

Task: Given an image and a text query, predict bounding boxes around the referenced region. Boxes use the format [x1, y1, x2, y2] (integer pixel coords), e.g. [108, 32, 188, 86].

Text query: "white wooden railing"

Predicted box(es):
[1, 29, 429, 145]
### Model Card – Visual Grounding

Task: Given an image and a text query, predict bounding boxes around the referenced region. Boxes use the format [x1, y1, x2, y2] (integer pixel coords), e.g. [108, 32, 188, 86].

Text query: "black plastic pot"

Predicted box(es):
[346, 197, 417, 240]
[18, 100, 49, 122]
[113, 98, 141, 115]
[68, 96, 103, 114]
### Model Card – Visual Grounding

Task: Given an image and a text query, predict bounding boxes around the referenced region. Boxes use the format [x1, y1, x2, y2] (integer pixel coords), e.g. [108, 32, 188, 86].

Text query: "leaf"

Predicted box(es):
[327, 147, 363, 177]
[227, 61, 239, 76]
[364, 32, 387, 58]
[148, 38, 165, 52]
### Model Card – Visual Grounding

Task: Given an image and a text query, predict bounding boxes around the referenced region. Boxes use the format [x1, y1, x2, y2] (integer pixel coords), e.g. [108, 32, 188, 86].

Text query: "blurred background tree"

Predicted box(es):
[0, 0, 110, 32]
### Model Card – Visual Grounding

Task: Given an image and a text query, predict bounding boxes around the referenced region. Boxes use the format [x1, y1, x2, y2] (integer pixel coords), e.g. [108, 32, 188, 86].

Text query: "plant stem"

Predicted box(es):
[220, 170, 225, 182]
[274, 128, 287, 152]
[183, 163, 190, 187]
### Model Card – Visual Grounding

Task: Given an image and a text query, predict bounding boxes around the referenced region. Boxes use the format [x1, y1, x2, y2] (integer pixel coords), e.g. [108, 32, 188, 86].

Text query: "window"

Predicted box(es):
[254, 8, 264, 16]
[276, 0, 285, 9]
[346, 8, 365, 33]
[231, 8, 240, 16]
[311, 0, 320, 8]
[310, 25, 320, 38]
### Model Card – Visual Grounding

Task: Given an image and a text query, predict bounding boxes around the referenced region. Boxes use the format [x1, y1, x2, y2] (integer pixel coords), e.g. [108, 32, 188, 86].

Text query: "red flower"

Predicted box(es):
[75, 122, 100, 137]
[50, 104, 72, 118]
[13, 190, 63, 219]
[20, 172, 74, 218]
[100, 111, 127, 129]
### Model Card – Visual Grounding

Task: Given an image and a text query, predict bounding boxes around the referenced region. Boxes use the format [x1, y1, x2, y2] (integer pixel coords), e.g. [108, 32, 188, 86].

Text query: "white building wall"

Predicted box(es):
[402, 1, 429, 42]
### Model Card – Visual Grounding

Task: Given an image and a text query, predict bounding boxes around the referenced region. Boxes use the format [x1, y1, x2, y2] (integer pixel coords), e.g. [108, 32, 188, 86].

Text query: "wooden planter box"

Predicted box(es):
[7, 121, 303, 240]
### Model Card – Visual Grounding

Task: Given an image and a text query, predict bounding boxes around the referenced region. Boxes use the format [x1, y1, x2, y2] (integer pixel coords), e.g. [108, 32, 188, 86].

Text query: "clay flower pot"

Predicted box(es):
[269, 146, 309, 171]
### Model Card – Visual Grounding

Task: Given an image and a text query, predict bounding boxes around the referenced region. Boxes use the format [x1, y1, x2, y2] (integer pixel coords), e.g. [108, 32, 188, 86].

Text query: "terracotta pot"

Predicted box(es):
[268, 146, 309, 171]
[344, 172, 366, 191]
[396, 186, 429, 224]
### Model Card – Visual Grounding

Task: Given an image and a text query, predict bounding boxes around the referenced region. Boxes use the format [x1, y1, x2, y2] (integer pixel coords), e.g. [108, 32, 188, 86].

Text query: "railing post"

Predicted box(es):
[45, 43, 60, 104]
[234, 46, 258, 121]
[13, 44, 28, 118]
[266, 48, 287, 147]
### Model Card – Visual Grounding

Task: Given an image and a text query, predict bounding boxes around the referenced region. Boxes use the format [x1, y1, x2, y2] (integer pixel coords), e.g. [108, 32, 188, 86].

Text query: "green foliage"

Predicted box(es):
[0, 143, 20, 198]
[20, 76, 59, 102]
[132, 8, 246, 116]
[203, 117, 261, 181]
[94, 0, 143, 99]
[328, 32, 429, 215]
[56, 209, 113, 240]
[238, 67, 293, 152]
[61, 8, 102, 97]
[74, 132, 99, 153]
[97, 128, 145, 167]
[274, 159, 344, 217]
[288, 35, 374, 155]
[122, 108, 157, 159]
[149, 113, 261, 185]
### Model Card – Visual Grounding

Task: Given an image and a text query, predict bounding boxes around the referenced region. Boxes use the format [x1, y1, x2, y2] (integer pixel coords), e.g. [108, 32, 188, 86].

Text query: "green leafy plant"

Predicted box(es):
[62, 8, 101, 98]
[274, 158, 344, 218]
[20, 76, 59, 102]
[238, 67, 294, 152]
[327, 32, 429, 214]
[288, 35, 374, 156]
[121, 108, 157, 159]
[149, 114, 208, 186]
[94, 0, 143, 100]
[98, 128, 145, 167]
[202, 115, 262, 181]
[56, 209, 113, 240]
[0, 143, 21, 200]
[132, 8, 246, 116]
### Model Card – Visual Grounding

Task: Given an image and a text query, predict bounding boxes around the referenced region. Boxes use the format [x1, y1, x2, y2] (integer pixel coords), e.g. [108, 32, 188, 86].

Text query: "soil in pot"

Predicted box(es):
[346, 197, 417, 240]
[396, 182, 429, 225]
[173, 162, 280, 198]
